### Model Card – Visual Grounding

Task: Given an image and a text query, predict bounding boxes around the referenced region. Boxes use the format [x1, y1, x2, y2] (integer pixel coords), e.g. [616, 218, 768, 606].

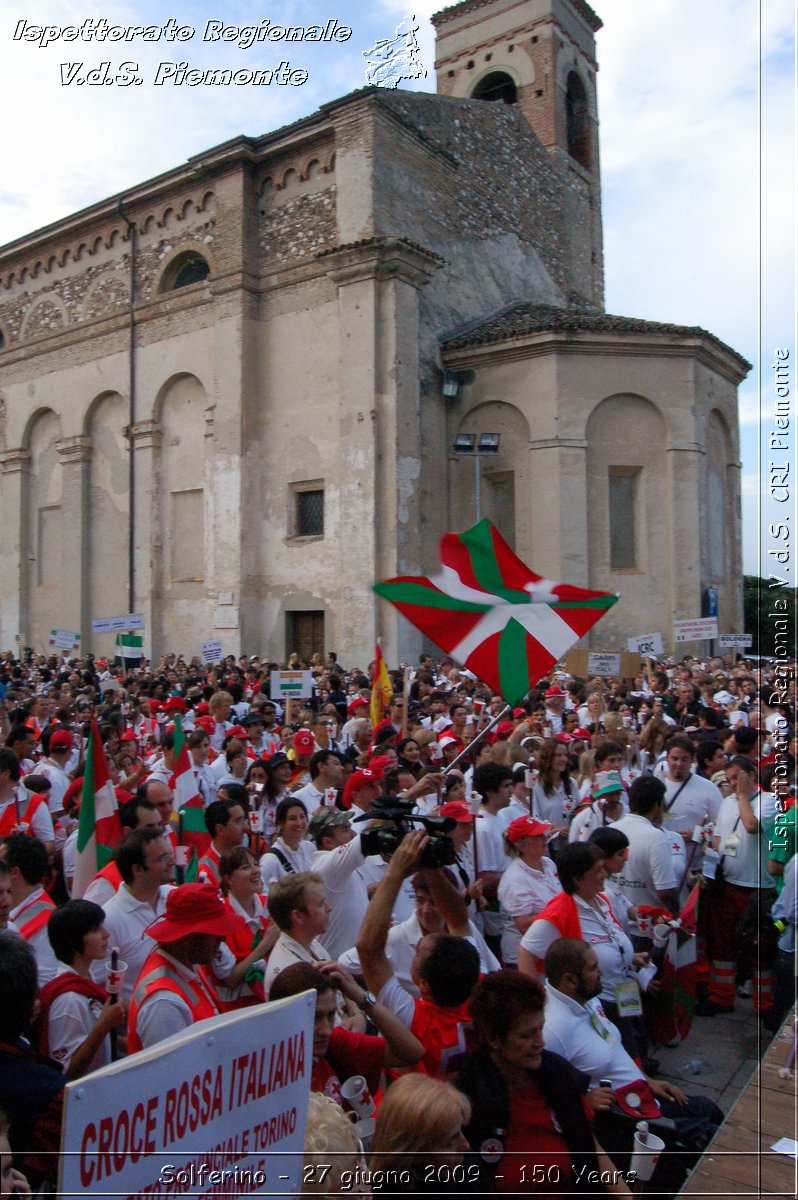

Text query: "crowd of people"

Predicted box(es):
[0, 644, 794, 1197]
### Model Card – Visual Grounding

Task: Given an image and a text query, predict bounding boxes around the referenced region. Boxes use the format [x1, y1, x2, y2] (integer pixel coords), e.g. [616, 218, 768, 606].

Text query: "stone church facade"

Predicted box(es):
[0, 0, 749, 665]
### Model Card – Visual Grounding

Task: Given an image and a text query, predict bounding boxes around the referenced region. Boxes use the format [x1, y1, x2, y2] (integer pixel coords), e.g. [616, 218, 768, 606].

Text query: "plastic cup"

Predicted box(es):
[174, 845, 189, 868]
[105, 958, 128, 996]
[340, 1075, 375, 1119]
[354, 1116, 376, 1149]
[631, 1129, 666, 1182]
[637, 915, 652, 937]
[652, 923, 672, 948]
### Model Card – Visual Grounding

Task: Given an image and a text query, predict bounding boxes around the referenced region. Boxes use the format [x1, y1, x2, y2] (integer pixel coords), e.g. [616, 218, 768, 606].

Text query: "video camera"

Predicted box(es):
[353, 796, 457, 869]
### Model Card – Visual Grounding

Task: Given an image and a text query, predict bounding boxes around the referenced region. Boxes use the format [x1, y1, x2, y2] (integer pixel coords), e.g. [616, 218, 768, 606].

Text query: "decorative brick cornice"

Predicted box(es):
[131, 420, 162, 450]
[0, 448, 31, 475]
[56, 436, 92, 465]
[320, 237, 444, 288]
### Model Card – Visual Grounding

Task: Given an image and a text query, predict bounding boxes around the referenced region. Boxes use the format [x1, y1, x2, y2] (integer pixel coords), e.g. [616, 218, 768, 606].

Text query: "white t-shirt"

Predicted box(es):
[612, 813, 678, 911]
[46, 964, 112, 1074]
[259, 838, 315, 893]
[661, 772, 723, 834]
[311, 838, 370, 959]
[497, 857, 561, 964]
[715, 792, 776, 888]
[263, 932, 329, 996]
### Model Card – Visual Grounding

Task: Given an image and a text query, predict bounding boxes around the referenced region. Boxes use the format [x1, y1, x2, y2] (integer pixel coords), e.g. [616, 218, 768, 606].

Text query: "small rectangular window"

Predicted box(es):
[294, 487, 324, 538]
[608, 470, 639, 570]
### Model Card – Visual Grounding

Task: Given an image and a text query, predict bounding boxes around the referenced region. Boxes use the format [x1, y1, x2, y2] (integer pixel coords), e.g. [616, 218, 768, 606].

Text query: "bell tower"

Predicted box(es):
[433, 0, 604, 306]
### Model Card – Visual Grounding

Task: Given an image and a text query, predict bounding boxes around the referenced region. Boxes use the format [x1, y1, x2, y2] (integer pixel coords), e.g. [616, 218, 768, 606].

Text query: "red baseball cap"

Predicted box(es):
[506, 816, 553, 843]
[439, 800, 474, 823]
[293, 730, 316, 754]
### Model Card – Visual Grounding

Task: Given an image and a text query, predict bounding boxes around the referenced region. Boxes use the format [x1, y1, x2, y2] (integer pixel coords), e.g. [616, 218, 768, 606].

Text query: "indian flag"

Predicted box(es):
[171, 713, 210, 855]
[72, 721, 123, 899]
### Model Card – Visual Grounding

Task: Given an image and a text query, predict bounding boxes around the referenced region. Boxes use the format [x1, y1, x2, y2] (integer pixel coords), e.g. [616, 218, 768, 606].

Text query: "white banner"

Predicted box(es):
[270, 670, 314, 701]
[59, 994, 313, 1200]
[201, 639, 225, 665]
[627, 633, 664, 657]
[587, 653, 622, 676]
[92, 613, 146, 634]
[673, 617, 719, 643]
[49, 628, 81, 651]
[719, 634, 754, 648]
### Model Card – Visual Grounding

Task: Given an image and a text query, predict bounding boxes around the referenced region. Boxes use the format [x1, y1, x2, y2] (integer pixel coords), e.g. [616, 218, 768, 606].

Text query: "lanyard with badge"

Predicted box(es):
[591, 901, 645, 1017]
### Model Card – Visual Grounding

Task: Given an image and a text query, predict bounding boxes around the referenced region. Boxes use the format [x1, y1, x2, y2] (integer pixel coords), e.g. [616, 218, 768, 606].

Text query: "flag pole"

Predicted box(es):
[440, 699, 516, 778]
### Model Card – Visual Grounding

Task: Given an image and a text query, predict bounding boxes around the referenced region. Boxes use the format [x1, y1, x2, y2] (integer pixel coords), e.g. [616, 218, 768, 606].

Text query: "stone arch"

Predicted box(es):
[585, 393, 668, 613]
[86, 392, 129, 636]
[81, 272, 129, 323]
[19, 294, 68, 341]
[157, 247, 211, 294]
[471, 69, 518, 104]
[153, 374, 209, 653]
[450, 41, 534, 99]
[451, 400, 531, 549]
[23, 408, 64, 645]
[565, 70, 592, 169]
[704, 408, 734, 583]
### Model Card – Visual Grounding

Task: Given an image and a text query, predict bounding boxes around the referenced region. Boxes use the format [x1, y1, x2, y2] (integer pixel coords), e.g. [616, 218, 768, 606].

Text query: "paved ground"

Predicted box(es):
[654, 993, 785, 1113]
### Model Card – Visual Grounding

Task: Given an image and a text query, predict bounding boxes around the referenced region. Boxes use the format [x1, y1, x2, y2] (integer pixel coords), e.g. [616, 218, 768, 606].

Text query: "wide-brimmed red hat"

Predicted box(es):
[148, 883, 241, 943]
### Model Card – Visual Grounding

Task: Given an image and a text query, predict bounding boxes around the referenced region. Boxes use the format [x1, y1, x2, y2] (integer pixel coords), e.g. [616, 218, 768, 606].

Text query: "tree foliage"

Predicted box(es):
[743, 575, 796, 659]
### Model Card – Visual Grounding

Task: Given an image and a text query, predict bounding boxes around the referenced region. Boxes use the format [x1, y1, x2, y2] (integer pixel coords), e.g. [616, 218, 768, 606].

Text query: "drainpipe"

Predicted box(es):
[117, 199, 137, 614]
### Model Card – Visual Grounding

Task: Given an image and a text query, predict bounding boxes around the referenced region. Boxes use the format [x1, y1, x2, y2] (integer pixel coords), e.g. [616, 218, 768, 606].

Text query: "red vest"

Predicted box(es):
[15, 892, 56, 939]
[410, 995, 474, 1081]
[197, 844, 222, 887]
[0, 792, 48, 839]
[90, 860, 123, 894]
[128, 947, 219, 1053]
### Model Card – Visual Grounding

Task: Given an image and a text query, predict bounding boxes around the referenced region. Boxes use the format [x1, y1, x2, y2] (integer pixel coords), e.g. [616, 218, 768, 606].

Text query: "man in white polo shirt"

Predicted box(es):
[613, 776, 680, 920]
[92, 827, 174, 1002]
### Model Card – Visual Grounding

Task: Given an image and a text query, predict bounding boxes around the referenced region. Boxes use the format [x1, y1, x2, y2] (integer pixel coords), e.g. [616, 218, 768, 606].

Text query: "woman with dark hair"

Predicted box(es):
[217, 847, 276, 1008]
[456, 971, 631, 1196]
[259, 753, 294, 843]
[396, 737, 422, 779]
[518, 843, 649, 1051]
[532, 739, 580, 853]
[38, 900, 127, 1079]
[259, 798, 314, 892]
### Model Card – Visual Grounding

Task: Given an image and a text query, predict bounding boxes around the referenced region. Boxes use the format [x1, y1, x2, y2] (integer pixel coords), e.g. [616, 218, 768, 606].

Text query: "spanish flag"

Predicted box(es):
[370, 642, 392, 728]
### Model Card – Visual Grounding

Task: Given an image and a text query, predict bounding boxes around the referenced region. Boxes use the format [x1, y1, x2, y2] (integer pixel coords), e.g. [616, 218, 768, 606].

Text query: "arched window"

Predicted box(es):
[471, 71, 517, 104]
[158, 251, 210, 294]
[566, 72, 591, 169]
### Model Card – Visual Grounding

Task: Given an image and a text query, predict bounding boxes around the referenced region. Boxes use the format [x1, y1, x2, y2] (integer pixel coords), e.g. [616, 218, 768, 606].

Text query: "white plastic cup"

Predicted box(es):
[354, 1116, 376, 1149]
[105, 959, 128, 996]
[637, 915, 652, 937]
[631, 1129, 666, 1182]
[340, 1075, 375, 1119]
[174, 845, 189, 868]
[652, 923, 672, 949]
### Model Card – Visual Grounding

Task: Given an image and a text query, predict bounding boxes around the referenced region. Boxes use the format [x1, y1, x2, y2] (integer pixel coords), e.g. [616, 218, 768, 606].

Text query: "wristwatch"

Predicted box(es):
[358, 990, 377, 1011]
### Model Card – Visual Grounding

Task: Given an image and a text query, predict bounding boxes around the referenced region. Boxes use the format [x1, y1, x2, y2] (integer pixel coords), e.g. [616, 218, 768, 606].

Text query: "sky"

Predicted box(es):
[1, 0, 794, 580]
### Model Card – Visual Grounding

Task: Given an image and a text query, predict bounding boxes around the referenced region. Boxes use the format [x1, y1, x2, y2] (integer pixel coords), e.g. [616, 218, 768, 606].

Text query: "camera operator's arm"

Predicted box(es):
[401, 772, 443, 806]
[419, 865, 470, 937]
[356, 830, 429, 997]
